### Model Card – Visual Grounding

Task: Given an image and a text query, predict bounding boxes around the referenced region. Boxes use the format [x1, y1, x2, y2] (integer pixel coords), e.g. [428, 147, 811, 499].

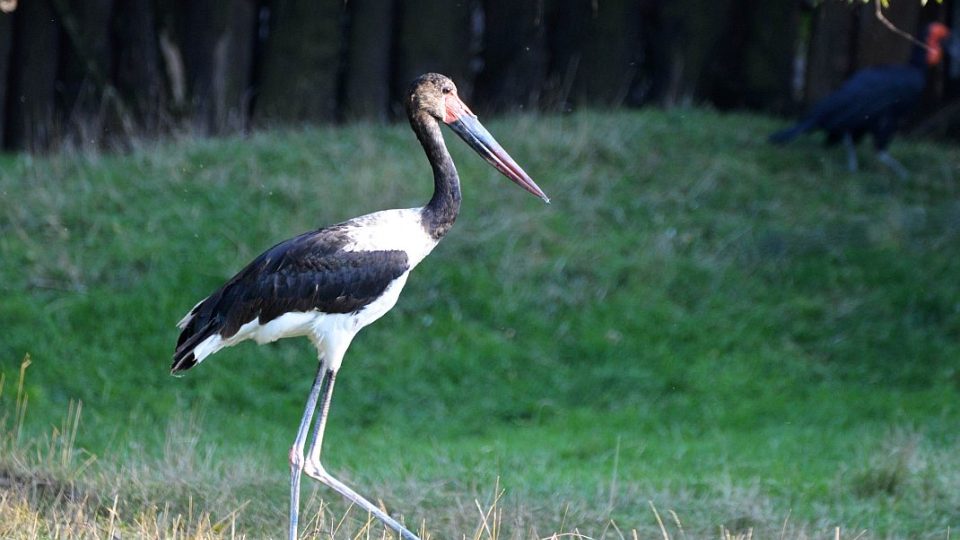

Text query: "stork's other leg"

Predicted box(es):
[301, 369, 422, 540]
[305, 368, 337, 468]
[288, 362, 330, 540]
[306, 466, 422, 540]
[877, 150, 909, 180]
[843, 133, 859, 173]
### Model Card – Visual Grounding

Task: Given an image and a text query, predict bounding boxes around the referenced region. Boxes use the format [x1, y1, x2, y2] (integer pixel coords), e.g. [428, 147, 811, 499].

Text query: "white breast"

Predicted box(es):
[343, 208, 438, 268]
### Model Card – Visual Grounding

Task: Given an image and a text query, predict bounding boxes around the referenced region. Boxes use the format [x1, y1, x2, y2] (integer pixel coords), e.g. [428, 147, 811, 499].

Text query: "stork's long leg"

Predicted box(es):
[306, 466, 422, 540]
[301, 370, 422, 540]
[305, 368, 337, 467]
[288, 362, 331, 540]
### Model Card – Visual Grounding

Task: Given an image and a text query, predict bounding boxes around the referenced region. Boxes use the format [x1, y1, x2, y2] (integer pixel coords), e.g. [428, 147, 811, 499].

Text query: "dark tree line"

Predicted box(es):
[0, 0, 957, 152]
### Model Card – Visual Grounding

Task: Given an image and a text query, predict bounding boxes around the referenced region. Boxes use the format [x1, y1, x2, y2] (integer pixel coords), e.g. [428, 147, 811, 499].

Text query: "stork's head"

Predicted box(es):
[406, 73, 457, 122]
[407, 73, 549, 203]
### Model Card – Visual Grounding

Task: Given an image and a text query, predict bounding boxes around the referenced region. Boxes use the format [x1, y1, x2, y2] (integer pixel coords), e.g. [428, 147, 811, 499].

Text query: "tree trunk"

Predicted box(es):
[474, 0, 548, 112]
[660, 0, 733, 106]
[533, 0, 644, 110]
[341, 0, 395, 122]
[175, 2, 220, 132]
[54, 0, 114, 147]
[0, 10, 13, 148]
[699, 0, 799, 112]
[393, 0, 475, 109]
[112, 0, 163, 135]
[4, 0, 60, 151]
[539, 0, 591, 111]
[171, 0, 257, 134]
[626, 0, 672, 107]
[804, 0, 858, 104]
[573, 0, 644, 107]
[255, 0, 344, 125]
[744, 0, 800, 112]
[216, 0, 257, 132]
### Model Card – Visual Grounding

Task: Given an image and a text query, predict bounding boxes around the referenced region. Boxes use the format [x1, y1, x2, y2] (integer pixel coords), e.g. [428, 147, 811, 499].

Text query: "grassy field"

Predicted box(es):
[1, 108, 959, 539]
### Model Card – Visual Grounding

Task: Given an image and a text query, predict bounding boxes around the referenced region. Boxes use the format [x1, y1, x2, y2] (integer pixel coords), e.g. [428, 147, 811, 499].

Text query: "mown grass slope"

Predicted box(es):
[1, 109, 959, 538]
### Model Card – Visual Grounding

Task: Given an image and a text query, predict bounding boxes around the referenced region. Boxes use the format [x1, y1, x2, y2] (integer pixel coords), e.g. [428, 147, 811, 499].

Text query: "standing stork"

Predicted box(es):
[171, 73, 549, 540]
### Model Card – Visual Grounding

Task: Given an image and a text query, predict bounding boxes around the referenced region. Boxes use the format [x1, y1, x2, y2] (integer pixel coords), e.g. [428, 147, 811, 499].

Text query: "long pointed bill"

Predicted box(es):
[443, 95, 550, 203]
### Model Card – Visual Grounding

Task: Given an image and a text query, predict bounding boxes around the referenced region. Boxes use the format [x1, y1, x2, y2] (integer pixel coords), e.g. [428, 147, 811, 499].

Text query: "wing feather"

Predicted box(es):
[172, 225, 410, 373]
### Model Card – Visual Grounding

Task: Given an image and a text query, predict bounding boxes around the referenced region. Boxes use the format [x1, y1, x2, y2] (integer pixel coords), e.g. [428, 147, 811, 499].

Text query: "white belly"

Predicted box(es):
[190, 272, 411, 369]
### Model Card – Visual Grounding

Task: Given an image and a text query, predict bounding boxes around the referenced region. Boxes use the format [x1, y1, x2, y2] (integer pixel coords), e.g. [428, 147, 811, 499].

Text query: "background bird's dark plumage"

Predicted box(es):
[768, 65, 924, 149]
[768, 22, 952, 158]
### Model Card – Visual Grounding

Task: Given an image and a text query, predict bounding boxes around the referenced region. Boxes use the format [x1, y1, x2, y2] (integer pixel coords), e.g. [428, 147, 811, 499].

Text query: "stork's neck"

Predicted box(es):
[411, 110, 461, 240]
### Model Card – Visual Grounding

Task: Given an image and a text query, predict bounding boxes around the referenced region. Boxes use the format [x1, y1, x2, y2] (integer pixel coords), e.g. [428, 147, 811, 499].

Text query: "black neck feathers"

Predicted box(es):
[411, 110, 461, 240]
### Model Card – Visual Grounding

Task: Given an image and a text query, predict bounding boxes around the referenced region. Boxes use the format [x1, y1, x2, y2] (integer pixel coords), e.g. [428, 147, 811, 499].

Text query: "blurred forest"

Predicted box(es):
[0, 0, 958, 152]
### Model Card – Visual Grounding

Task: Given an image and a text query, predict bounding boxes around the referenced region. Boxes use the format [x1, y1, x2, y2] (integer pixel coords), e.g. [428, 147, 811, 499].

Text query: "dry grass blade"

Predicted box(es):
[15, 355, 31, 442]
[649, 501, 669, 540]
[778, 510, 790, 540]
[467, 476, 514, 540]
[668, 510, 686, 540]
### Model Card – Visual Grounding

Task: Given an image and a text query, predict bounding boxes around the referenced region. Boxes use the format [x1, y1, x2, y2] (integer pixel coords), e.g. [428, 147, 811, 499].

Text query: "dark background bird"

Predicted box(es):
[768, 22, 958, 177]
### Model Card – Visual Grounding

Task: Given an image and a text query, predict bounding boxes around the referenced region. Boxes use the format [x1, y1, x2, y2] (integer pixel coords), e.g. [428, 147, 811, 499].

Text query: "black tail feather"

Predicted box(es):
[768, 124, 804, 145]
[769, 117, 818, 145]
[170, 351, 198, 375]
[171, 316, 218, 374]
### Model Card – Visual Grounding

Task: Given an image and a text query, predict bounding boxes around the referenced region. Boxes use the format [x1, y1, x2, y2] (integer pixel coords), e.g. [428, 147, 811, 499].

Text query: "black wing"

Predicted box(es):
[172, 226, 409, 373]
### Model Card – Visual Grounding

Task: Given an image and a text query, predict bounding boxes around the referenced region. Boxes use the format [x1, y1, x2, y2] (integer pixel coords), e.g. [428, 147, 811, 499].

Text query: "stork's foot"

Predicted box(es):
[304, 461, 422, 540]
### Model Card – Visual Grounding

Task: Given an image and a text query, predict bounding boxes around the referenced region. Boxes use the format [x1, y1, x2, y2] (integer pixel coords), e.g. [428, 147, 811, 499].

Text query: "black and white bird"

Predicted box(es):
[171, 73, 548, 540]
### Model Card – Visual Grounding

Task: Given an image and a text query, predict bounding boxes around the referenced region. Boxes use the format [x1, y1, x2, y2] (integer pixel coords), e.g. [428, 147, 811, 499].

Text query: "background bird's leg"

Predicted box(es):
[876, 150, 909, 180]
[288, 361, 329, 540]
[844, 133, 859, 172]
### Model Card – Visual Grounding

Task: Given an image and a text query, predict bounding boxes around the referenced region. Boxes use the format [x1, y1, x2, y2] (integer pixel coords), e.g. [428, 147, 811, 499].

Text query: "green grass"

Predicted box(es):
[1, 108, 959, 538]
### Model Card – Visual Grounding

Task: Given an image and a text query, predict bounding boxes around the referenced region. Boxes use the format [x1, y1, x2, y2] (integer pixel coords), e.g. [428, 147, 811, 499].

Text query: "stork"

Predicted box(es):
[171, 73, 549, 540]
